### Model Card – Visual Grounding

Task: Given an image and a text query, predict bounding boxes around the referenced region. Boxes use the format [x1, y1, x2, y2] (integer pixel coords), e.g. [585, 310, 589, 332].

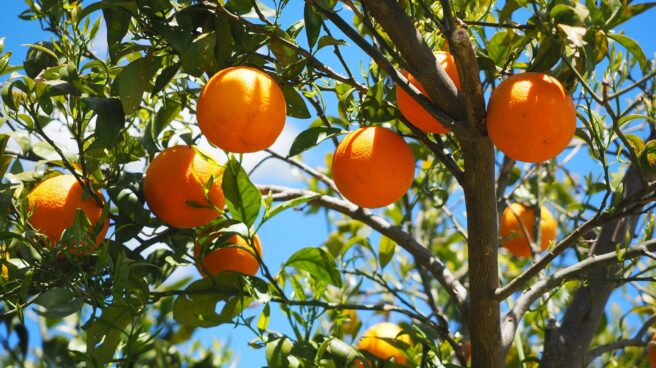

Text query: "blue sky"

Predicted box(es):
[1, 1, 655, 367]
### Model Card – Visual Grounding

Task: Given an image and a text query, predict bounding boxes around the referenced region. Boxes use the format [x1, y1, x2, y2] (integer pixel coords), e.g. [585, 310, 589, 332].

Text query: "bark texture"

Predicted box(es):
[461, 137, 502, 368]
[350, 2, 502, 366]
[540, 166, 645, 367]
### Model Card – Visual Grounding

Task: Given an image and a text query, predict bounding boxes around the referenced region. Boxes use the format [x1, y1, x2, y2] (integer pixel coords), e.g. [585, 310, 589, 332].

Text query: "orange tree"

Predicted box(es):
[0, 0, 655, 367]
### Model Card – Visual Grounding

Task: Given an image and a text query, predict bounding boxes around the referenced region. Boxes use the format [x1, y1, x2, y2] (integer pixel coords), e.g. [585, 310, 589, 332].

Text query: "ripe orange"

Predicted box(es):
[649, 333, 656, 368]
[332, 127, 415, 208]
[356, 322, 412, 365]
[395, 52, 461, 134]
[500, 203, 556, 258]
[194, 234, 262, 277]
[340, 309, 360, 335]
[487, 72, 576, 163]
[196, 66, 287, 153]
[27, 174, 108, 246]
[144, 145, 225, 229]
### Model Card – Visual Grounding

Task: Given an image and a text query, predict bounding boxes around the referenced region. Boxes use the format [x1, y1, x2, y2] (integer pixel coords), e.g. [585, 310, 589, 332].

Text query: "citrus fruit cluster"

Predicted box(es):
[144, 66, 287, 277]
[337, 52, 576, 209]
[25, 66, 286, 277]
[396, 52, 576, 163]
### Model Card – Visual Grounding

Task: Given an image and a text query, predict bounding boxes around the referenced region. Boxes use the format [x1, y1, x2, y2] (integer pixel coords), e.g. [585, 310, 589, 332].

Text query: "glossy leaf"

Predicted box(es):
[222, 157, 261, 227]
[284, 247, 342, 288]
[288, 126, 343, 157]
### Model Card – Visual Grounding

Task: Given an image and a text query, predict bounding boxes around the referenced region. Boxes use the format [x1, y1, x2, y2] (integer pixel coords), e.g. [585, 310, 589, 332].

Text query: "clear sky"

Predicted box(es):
[1, 1, 655, 367]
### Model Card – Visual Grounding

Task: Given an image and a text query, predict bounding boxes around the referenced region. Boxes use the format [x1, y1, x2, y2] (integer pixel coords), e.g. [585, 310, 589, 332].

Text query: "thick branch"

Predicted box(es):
[502, 238, 656, 350]
[359, 0, 465, 124]
[311, 1, 468, 135]
[258, 185, 468, 315]
[541, 165, 647, 367]
[449, 28, 487, 135]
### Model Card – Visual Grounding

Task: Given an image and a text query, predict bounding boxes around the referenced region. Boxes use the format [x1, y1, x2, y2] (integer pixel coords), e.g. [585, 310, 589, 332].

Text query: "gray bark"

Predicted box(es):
[540, 166, 645, 367]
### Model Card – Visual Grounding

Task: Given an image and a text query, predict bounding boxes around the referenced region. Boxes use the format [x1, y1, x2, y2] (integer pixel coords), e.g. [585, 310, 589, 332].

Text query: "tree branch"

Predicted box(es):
[541, 164, 648, 367]
[358, 0, 465, 127]
[502, 238, 656, 351]
[585, 314, 656, 365]
[311, 1, 468, 135]
[495, 183, 654, 301]
[258, 185, 468, 315]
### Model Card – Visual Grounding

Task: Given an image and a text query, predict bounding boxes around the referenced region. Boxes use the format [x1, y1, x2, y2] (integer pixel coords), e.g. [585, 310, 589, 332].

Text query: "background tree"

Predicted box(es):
[0, 0, 655, 367]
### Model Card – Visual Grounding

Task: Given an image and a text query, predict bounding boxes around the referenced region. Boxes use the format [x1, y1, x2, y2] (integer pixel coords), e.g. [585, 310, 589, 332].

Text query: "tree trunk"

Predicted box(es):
[462, 136, 503, 368]
[541, 166, 644, 367]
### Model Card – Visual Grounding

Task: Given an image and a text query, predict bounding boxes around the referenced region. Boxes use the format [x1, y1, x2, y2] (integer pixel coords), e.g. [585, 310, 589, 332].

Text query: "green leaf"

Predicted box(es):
[222, 157, 261, 227]
[557, 24, 587, 48]
[618, 114, 647, 127]
[257, 303, 270, 332]
[320, 337, 362, 366]
[608, 2, 656, 27]
[116, 57, 152, 114]
[266, 337, 299, 368]
[281, 85, 310, 119]
[215, 13, 234, 65]
[240, 1, 276, 18]
[80, 1, 137, 20]
[102, 7, 131, 62]
[487, 30, 521, 66]
[0, 134, 11, 178]
[22, 43, 58, 60]
[146, 99, 181, 149]
[86, 302, 133, 365]
[317, 35, 346, 49]
[181, 32, 219, 77]
[107, 185, 151, 226]
[549, 4, 589, 26]
[82, 97, 126, 148]
[151, 64, 180, 95]
[33, 288, 84, 319]
[361, 80, 396, 122]
[639, 141, 656, 181]
[23, 42, 58, 78]
[264, 194, 320, 222]
[288, 126, 344, 157]
[607, 33, 648, 70]
[304, 3, 322, 48]
[528, 35, 561, 72]
[284, 247, 342, 288]
[172, 274, 254, 328]
[378, 236, 396, 269]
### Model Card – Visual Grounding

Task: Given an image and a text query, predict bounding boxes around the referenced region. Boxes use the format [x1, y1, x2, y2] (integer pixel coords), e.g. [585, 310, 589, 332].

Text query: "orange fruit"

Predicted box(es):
[356, 322, 412, 365]
[649, 333, 656, 368]
[500, 203, 556, 258]
[341, 309, 360, 335]
[332, 127, 415, 208]
[194, 234, 262, 277]
[27, 174, 108, 246]
[144, 145, 225, 229]
[196, 66, 287, 153]
[395, 52, 461, 134]
[487, 72, 576, 163]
